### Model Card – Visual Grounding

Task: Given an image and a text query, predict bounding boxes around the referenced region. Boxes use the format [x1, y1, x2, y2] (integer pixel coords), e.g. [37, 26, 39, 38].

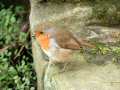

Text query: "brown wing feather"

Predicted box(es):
[55, 30, 82, 50]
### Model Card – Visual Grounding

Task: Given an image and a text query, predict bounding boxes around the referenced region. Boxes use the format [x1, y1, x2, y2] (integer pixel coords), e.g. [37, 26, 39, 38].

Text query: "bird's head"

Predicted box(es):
[34, 23, 56, 50]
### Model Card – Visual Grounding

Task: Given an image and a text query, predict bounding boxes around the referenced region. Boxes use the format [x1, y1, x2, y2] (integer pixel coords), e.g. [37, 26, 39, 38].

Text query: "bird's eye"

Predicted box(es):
[39, 31, 44, 34]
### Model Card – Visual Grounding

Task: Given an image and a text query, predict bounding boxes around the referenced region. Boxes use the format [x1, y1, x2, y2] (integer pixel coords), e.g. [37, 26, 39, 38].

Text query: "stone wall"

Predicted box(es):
[30, 1, 120, 90]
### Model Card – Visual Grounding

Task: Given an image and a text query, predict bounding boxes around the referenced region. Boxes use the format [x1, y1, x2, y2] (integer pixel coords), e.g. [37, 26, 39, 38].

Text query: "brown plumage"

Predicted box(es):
[34, 22, 95, 63]
[34, 22, 95, 50]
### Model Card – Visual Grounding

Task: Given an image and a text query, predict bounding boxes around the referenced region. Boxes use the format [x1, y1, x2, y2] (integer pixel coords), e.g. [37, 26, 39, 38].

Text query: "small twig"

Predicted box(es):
[13, 45, 25, 60]
[0, 46, 9, 53]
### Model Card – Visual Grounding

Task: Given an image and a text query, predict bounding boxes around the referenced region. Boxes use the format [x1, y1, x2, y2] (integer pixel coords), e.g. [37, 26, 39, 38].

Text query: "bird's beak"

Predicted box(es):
[31, 31, 41, 39]
[32, 34, 35, 37]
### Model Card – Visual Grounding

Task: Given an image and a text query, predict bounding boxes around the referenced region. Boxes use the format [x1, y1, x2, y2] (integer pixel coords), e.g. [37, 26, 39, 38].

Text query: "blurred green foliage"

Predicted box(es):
[0, 3, 36, 90]
[85, 42, 120, 64]
[0, 6, 27, 46]
[90, 0, 120, 25]
[0, 48, 36, 90]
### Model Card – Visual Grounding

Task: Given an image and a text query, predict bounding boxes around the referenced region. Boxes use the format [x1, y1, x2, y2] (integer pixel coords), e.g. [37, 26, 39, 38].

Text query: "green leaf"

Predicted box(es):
[10, 15, 16, 23]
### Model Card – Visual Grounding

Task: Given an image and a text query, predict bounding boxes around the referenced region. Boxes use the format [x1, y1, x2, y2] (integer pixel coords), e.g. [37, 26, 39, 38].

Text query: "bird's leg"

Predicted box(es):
[44, 60, 56, 87]
[46, 60, 60, 77]
[59, 62, 69, 73]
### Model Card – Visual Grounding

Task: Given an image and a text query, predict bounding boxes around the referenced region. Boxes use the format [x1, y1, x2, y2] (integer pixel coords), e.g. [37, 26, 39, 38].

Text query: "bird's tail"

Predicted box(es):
[78, 38, 95, 48]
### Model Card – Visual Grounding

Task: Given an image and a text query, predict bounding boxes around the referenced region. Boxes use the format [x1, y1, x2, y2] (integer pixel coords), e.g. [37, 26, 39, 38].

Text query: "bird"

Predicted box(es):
[34, 22, 95, 64]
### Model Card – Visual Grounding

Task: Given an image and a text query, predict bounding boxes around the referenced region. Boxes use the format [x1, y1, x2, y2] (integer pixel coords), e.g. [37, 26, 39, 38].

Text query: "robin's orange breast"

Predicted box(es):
[35, 32, 50, 50]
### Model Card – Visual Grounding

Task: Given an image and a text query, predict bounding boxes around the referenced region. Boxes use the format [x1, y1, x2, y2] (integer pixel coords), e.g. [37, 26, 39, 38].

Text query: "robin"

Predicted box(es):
[34, 22, 95, 64]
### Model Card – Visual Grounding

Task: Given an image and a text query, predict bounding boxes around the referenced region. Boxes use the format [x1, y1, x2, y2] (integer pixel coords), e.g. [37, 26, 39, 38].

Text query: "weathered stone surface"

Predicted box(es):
[45, 63, 120, 90]
[30, 1, 120, 90]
